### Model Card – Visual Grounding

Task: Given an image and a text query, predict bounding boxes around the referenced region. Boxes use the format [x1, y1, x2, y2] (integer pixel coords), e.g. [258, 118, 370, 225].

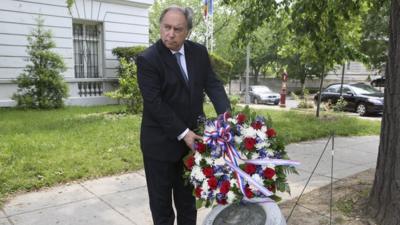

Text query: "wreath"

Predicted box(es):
[183, 107, 299, 208]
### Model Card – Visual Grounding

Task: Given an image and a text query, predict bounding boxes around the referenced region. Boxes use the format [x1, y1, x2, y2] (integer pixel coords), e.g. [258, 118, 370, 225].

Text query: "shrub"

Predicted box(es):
[292, 88, 314, 109]
[209, 53, 233, 84]
[112, 46, 146, 62]
[105, 58, 142, 114]
[108, 46, 146, 114]
[333, 96, 348, 112]
[12, 17, 68, 109]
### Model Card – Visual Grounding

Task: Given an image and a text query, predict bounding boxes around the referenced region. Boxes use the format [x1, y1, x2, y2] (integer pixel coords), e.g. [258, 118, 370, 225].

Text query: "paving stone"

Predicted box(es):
[0, 218, 11, 225]
[4, 184, 94, 216]
[8, 198, 134, 225]
[81, 173, 146, 196]
[100, 187, 153, 225]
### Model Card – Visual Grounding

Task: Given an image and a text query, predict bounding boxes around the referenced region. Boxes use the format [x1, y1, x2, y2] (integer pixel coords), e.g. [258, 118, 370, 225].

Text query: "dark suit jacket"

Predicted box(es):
[137, 40, 230, 162]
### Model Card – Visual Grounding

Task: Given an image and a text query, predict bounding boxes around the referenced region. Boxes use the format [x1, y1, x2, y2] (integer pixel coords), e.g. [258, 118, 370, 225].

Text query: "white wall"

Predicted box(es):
[0, 0, 152, 106]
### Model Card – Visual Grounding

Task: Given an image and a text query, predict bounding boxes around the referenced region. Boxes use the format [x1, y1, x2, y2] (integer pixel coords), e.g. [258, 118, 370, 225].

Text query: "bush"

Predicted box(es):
[209, 53, 233, 84]
[292, 88, 314, 109]
[333, 96, 348, 112]
[105, 58, 142, 114]
[112, 46, 146, 62]
[12, 17, 68, 109]
[108, 46, 146, 114]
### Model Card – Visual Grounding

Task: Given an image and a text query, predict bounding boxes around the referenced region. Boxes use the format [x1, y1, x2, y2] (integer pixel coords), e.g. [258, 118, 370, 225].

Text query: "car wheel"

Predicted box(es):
[254, 98, 259, 104]
[356, 103, 367, 116]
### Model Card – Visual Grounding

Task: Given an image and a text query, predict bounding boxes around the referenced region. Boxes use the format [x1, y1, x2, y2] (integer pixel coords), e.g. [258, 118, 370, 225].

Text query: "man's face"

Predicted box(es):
[160, 10, 189, 51]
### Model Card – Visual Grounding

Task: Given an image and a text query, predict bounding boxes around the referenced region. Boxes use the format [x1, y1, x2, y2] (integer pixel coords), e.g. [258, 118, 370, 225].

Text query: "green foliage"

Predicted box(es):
[209, 52, 233, 84]
[359, 1, 389, 74]
[333, 96, 348, 112]
[12, 17, 68, 109]
[111, 46, 146, 62]
[105, 58, 142, 114]
[108, 46, 145, 114]
[66, 0, 75, 9]
[292, 88, 314, 109]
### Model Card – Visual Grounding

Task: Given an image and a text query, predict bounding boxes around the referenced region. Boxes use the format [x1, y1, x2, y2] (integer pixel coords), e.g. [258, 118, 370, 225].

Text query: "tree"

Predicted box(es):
[368, 0, 400, 224]
[106, 46, 145, 114]
[12, 17, 68, 109]
[359, 1, 389, 74]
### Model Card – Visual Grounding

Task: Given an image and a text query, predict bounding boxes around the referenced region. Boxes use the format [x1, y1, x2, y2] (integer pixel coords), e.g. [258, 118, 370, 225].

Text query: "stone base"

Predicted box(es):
[203, 202, 286, 225]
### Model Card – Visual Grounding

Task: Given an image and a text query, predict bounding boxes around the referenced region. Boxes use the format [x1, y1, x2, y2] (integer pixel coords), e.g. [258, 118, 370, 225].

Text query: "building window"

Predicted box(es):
[73, 22, 102, 78]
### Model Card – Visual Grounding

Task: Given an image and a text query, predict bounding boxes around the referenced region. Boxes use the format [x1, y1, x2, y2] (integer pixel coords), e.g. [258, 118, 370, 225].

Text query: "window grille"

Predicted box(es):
[73, 23, 101, 78]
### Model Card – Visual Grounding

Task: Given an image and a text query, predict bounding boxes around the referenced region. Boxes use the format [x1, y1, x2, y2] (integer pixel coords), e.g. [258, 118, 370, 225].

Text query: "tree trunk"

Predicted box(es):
[368, 1, 400, 224]
[315, 68, 325, 118]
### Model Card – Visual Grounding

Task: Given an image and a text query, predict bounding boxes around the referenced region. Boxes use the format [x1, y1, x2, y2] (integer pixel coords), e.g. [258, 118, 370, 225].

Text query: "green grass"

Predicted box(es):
[0, 105, 142, 205]
[0, 104, 381, 205]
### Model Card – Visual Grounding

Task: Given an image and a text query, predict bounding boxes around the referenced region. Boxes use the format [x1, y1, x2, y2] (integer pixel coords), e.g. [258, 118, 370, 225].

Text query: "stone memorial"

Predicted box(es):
[203, 202, 286, 225]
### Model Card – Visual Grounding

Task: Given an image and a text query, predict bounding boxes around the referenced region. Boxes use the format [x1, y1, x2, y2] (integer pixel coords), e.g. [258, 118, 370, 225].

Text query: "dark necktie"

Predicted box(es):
[174, 52, 189, 85]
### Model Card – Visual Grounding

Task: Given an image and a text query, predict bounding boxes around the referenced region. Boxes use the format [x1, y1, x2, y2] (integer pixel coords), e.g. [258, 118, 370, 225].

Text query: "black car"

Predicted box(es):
[370, 76, 385, 87]
[314, 83, 384, 116]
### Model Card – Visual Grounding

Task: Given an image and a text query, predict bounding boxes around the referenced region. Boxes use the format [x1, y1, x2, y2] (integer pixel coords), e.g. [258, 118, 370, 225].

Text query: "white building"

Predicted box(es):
[0, 0, 153, 107]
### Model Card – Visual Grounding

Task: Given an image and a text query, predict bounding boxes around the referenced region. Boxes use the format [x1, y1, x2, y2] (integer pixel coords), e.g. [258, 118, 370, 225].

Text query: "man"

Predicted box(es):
[136, 5, 231, 225]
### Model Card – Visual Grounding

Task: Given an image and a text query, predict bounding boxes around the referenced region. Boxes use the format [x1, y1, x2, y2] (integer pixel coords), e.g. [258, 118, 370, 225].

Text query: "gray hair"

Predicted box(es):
[159, 5, 193, 31]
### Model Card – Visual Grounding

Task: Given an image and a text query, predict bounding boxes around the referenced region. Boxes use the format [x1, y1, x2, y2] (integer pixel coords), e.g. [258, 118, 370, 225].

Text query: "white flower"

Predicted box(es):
[251, 153, 259, 160]
[251, 173, 263, 185]
[204, 157, 213, 165]
[230, 178, 237, 187]
[191, 166, 205, 181]
[201, 180, 210, 198]
[194, 152, 203, 165]
[234, 136, 242, 145]
[255, 141, 266, 150]
[267, 149, 275, 157]
[226, 191, 236, 204]
[256, 129, 267, 140]
[228, 118, 237, 124]
[242, 127, 257, 138]
[261, 125, 267, 133]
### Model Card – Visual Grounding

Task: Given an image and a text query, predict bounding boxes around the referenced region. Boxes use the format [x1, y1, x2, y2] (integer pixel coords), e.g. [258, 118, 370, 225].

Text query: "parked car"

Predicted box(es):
[314, 83, 384, 116]
[370, 76, 385, 87]
[248, 85, 280, 105]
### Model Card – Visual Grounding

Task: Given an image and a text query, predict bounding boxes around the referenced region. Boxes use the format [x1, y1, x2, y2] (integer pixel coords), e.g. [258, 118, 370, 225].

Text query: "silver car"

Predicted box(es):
[249, 85, 280, 105]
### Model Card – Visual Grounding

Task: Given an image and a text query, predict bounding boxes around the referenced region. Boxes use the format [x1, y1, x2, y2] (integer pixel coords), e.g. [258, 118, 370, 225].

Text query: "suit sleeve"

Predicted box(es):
[137, 55, 187, 139]
[203, 48, 231, 115]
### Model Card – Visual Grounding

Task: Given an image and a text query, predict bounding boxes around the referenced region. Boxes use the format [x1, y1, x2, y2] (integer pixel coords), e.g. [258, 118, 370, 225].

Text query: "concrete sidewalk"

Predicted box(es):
[0, 136, 379, 225]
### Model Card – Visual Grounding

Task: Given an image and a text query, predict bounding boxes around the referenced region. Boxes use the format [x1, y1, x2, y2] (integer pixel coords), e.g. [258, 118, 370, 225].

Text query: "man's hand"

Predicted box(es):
[183, 130, 203, 151]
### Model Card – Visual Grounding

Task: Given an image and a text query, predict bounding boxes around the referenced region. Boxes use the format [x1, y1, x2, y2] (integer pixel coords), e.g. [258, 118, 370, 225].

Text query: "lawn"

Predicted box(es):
[0, 104, 381, 205]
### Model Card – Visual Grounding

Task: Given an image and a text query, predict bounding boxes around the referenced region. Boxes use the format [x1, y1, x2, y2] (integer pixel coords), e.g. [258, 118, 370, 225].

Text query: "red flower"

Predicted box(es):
[245, 186, 254, 198]
[217, 198, 227, 205]
[184, 154, 195, 170]
[237, 113, 246, 124]
[195, 186, 202, 197]
[244, 138, 256, 151]
[219, 180, 231, 194]
[263, 168, 276, 179]
[196, 142, 206, 154]
[267, 184, 276, 192]
[266, 128, 276, 138]
[208, 176, 218, 190]
[202, 166, 214, 178]
[251, 121, 263, 130]
[244, 164, 257, 175]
